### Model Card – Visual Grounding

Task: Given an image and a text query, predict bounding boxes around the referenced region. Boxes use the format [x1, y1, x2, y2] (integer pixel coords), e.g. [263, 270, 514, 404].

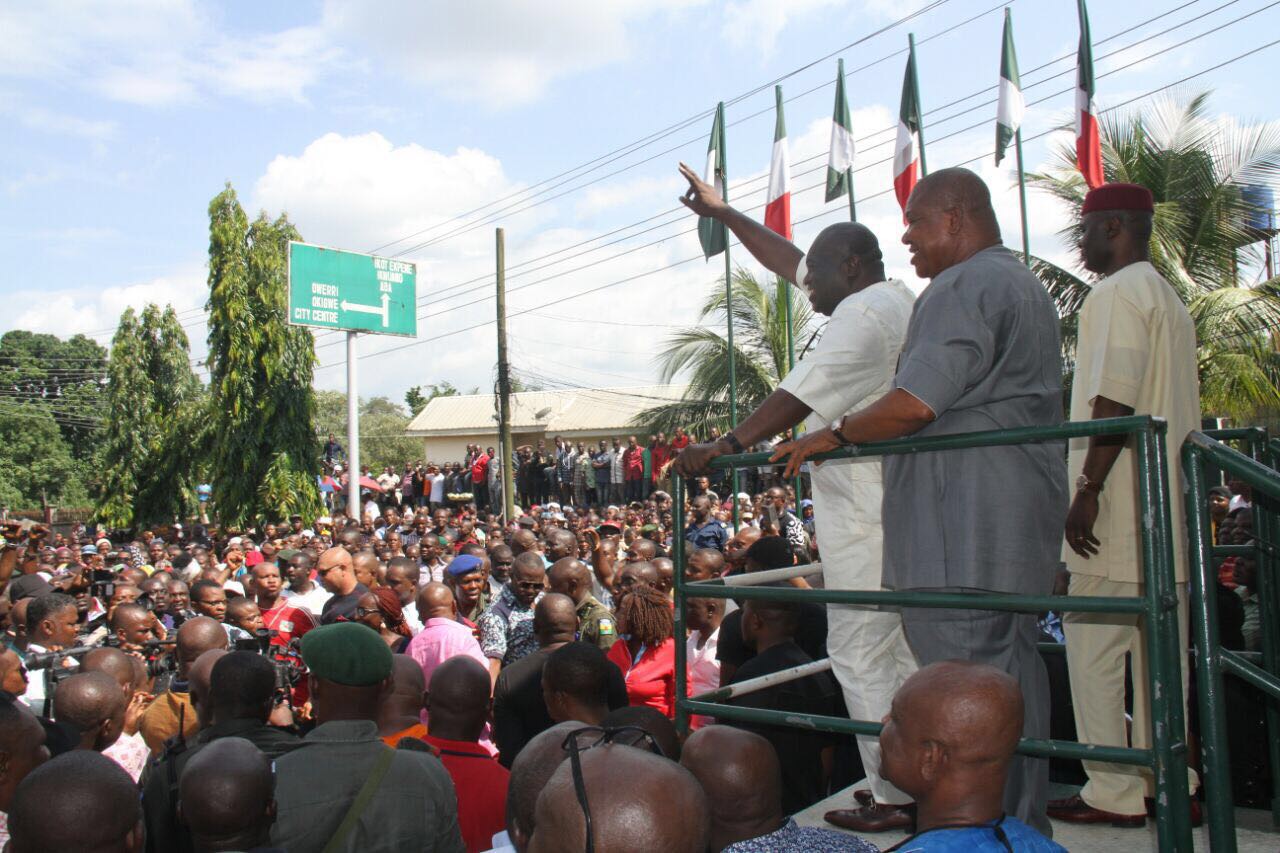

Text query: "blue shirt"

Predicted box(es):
[723, 819, 878, 852]
[685, 519, 728, 551]
[886, 816, 1066, 852]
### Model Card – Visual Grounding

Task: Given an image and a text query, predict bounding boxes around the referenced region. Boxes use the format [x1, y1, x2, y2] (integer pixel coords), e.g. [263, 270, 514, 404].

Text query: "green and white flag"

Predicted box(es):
[698, 102, 728, 259]
[826, 58, 856, 202]
[995, 9, 1024, 166]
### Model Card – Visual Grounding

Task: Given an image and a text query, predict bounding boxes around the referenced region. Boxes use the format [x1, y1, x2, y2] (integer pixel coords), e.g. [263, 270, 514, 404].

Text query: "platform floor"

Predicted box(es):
[793, 781, 1280, 852]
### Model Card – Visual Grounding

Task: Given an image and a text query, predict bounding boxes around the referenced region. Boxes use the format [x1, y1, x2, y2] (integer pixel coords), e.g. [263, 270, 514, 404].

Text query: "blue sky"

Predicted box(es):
[2, 0, 1277, 401]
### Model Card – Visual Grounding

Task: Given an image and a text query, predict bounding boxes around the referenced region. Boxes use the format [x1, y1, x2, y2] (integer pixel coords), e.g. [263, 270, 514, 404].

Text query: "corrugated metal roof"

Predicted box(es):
[404, 385, 689, 436]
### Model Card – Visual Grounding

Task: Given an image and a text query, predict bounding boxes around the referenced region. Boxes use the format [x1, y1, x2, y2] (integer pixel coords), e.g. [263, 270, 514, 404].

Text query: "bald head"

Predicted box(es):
[533, 592, 579, 646]
[803, 222, 887, 314]
[903, 168, 1002, 280]
[52, 672, 127, 752]
[547, 558, 592, 605]
[544, 528, 577, 561]
[681, 727, 781, 851]
[81, 647, 136, 694]
[317, 547, 356, 595]
[179, 737, 274, 851]
[507, 722, 580, 850]
[425, 656, 490, 742]
[881, 660, 1023, 814]
[511, 529, 539, 556]
[529, 744, 709, 853]
[176, 615, 229, 673]
[384, 654, 426, 722]
[9, 751, 141, 853]
[416, 581, 456, 623]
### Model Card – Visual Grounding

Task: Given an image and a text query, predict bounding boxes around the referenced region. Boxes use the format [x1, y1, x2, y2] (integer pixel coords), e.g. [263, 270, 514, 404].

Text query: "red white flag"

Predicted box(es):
[893, 49, 922, 216]
[1075, 0, 1103, 188]
[765, 85, 792, 239]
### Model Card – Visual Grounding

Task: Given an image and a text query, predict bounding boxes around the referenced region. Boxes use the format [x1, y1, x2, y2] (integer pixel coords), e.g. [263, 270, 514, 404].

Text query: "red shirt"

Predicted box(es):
[650, 443, 670, 477]
[471, 453, 490, 484]
[261, 601, 316, 707]
[670, 434, 691, 452]
[606, 636, 680, 718]
[422, 734, 510, 853]
[623, 447, 644, 480]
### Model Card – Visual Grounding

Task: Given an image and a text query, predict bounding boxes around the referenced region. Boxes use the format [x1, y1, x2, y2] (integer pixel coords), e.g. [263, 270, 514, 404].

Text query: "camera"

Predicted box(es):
[90, 569, 115, 601]
[233, 629, 305, 706]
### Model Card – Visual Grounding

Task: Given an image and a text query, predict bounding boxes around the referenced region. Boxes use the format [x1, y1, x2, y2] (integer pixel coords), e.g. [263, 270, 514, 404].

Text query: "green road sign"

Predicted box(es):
[287, 241, 418, 337]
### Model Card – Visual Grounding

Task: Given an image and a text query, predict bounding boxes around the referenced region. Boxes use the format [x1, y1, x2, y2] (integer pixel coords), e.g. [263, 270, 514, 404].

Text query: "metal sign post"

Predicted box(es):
[288, 241, 419, 520]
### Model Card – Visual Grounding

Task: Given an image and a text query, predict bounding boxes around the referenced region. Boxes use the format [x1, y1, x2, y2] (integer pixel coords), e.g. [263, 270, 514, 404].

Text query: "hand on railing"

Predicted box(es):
[770, 429, 841, 479]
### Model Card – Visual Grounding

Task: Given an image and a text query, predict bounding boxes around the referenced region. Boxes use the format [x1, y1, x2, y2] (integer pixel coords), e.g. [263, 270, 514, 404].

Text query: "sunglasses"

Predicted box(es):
[354, 606, 381, 619]
[561, 726, 664, 853]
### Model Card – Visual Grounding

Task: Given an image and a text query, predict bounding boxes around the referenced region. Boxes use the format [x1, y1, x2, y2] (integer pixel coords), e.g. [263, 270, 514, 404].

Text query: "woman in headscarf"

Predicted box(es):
[355, 586, 413, 653]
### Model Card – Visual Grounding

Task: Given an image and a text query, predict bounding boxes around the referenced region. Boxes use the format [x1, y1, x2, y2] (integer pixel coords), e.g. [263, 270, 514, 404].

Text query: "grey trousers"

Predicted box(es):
[900, 602, 1052, 837]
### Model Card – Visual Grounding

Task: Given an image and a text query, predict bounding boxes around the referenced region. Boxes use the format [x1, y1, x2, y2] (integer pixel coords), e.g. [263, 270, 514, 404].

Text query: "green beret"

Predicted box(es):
[300, 623, 392, 686]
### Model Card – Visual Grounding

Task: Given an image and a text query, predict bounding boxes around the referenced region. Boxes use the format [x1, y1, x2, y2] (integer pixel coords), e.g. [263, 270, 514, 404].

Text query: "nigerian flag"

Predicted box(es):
[826, 58, 856, 203]
[995, 9, 1024, 166]
[698, 102, 728, 259]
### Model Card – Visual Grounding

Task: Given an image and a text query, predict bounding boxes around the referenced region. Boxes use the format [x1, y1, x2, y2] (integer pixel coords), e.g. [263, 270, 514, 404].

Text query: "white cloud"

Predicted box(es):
[0, 0, 333, 106]
[320, 0, 704, 105]
[722, 0, 843, 56]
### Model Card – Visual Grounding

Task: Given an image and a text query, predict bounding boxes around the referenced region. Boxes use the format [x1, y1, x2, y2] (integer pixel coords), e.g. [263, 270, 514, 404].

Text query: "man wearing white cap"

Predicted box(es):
[675, 162, 918, 831]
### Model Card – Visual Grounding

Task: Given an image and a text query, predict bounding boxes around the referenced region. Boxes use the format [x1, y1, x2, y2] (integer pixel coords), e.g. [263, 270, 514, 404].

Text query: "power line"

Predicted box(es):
[308, 34, 1280, 374]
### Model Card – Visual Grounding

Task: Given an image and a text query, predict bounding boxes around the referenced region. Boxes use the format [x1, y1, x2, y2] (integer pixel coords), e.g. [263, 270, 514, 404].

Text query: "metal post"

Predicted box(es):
[496, 228, 516, 525]
[1015, 129, 1031, 266]
[909, 33, 927, 177]
[1147, 426, 1194, 848]
[720, 102, 739, 527]
[1255, 437, 1280, 825]
[1184, 443, 1237, 851]
[847, 167, 857, 221]
[346, 331, 360, 519]
[673, 471, 689, 736]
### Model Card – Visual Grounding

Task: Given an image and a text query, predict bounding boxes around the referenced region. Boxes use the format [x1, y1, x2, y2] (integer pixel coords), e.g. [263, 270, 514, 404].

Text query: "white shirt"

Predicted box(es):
[21, 643, 50, 714]
[430, 474, 446, 503]
[289, 585, 333, 617]
[687, 626, 721, 728]
[1064, 261, 1200, 583]
[776, 262, 915, 591]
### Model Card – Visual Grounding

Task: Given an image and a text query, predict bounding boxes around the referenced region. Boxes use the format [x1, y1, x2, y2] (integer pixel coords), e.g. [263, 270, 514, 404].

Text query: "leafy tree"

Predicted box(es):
[1028, 92, 1280, 420]
[0, 330, 106, 463]
[0, 405, 87, 510]
[205, 185, 323, 525]
[406, 381, 458, 416]
[95, 305, 204, 528]
[315, 391, 421, 472]
[635, 268, 816, 437]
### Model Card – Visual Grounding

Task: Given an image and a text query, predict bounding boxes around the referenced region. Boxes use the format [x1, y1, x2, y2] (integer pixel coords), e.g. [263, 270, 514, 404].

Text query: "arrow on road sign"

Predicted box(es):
[341, 292, 390, 327]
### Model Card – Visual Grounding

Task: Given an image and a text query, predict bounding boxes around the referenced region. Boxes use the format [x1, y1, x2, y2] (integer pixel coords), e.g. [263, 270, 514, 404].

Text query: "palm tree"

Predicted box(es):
[1027, 92, 1280, 421]
[634, 267, 817, 437]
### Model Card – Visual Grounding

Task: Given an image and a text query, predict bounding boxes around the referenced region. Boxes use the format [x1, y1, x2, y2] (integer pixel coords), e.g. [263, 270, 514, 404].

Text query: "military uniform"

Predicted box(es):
[576, 595, 616, 651]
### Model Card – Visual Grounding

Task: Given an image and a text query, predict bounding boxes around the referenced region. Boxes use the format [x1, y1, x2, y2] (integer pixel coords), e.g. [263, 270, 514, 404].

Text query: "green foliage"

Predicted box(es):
[1027, 92, 1280, 420]
[95, 305, 205, 529]
[635, 268, 816, 436]
[0, 406, 87, 510]
[205, 184, 323, 525]
[315, 391, 421, 472]
[405, 381, 458, 415]
[0, 329, 106, 464]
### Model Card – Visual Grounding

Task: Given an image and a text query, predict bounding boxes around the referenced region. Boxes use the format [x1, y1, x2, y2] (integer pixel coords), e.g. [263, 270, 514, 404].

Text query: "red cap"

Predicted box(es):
[244, 550, 264, 568]
[1082, 182, 1154, 215]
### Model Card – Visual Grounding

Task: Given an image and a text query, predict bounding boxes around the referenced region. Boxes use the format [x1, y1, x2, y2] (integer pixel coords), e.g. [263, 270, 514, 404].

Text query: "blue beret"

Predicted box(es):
[300, 623, 392, 686]
[448, 554, 484, 577]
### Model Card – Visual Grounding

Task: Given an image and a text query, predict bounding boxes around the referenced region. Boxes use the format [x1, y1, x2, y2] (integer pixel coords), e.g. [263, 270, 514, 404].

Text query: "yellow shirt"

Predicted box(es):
[1064, 261, 1199, 583]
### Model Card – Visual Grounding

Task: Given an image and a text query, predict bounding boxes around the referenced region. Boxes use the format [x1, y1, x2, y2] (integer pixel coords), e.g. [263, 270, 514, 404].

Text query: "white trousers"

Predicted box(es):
[814, 460, 918, 805]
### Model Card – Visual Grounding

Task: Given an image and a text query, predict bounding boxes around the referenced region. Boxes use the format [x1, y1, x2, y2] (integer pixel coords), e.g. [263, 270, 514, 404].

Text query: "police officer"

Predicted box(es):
[547, 558, 616, 652]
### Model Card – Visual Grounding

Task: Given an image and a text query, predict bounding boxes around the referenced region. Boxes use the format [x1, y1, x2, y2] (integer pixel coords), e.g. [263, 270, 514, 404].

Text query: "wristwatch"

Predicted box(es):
[829, 416, 854, 447]
[1075, 474, 1104, 494]
[722, 433, 745, 454]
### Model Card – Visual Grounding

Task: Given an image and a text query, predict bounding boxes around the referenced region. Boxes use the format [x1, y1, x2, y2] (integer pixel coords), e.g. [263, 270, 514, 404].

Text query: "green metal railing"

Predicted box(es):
[1185, 429, 1280, 851]
[673, 416, 1196, 852]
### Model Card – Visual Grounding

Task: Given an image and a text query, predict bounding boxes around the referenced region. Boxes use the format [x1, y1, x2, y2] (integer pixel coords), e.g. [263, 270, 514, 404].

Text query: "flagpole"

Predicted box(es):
[718, 100, 740, 527]
[1015, 128, 1031, 266]
[909, 33, 927, 177]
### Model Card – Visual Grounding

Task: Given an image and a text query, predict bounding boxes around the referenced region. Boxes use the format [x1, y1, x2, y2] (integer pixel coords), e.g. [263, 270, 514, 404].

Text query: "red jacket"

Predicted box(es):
[606, 636, 681, 718]
[623, 447, 645, 480]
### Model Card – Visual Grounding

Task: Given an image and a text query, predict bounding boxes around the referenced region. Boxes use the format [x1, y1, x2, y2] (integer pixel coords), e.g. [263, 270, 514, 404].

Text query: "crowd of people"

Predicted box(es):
[0, 165, 1258, 852]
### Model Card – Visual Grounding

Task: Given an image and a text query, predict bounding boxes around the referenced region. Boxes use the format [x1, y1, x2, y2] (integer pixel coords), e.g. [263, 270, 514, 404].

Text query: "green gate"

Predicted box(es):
[672, 416, 1196, 851]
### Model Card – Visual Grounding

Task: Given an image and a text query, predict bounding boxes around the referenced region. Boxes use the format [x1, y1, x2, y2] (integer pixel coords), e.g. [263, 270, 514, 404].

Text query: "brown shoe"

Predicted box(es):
[853, 789, 874, 807]
[1048, 794, 1145, 827]
[1144, 796, 1203, 828]
[824, 802, 916, 833]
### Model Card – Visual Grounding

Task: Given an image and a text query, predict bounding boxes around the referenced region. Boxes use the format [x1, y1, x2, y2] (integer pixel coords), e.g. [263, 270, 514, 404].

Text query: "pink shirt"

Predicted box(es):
[104, 731, 149, 782]
[406, 617, 496, 753]
[685, 626, 721, 730]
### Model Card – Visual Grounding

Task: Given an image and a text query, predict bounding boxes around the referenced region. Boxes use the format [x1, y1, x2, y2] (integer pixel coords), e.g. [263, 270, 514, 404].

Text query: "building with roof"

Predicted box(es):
[403, 385, 688, 463]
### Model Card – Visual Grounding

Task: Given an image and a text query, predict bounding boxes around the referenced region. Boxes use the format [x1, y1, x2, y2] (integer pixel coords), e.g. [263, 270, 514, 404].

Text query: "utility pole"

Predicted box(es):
[346, 332, 360, 519]
[496, 228, 516, 525]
